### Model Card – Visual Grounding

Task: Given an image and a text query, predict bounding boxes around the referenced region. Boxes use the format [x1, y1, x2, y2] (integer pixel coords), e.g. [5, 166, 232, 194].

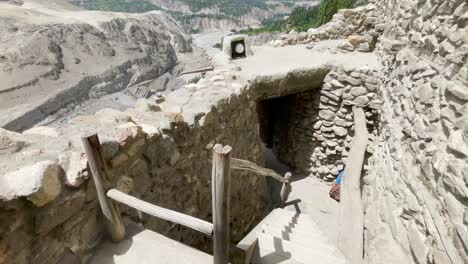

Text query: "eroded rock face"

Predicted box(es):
[0, 5, 192, 132]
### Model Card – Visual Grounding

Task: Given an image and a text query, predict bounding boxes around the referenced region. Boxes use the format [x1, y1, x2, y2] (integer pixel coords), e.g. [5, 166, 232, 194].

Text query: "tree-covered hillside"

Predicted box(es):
[243, 0, 356, 34]
[183, 0, 268, 17]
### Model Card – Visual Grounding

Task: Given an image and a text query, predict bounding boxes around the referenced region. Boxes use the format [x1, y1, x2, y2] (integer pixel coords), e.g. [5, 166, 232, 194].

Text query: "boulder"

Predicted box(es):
[356, 42, 371, 52]
[338, 40, 355, 51]
[0, 161, 63, 206]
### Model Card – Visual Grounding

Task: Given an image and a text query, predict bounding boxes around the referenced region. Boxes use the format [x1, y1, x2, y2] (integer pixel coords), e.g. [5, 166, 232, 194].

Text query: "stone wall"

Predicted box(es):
[0, 70, 270, 263]
[272, 4, 382, 52]
[264, 66, 381, 181]
[363, 0, 468, 263]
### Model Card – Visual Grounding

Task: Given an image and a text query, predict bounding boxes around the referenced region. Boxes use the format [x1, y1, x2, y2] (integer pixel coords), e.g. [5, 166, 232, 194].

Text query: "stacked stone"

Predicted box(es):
[278, 66, 382, 181]
[0, 70, 269, 264]
[271, 4, 383, 49]
[362, 0, 468, 264]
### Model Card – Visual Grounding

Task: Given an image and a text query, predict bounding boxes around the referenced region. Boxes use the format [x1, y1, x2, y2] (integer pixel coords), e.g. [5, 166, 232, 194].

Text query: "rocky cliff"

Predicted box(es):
[0, 1, 192, 132]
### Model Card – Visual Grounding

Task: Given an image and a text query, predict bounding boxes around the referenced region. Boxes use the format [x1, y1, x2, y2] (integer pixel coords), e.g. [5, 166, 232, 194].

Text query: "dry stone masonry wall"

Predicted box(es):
[0, 1, 467, 264]
[272, 4, 383, 53]
[274, 66, 382, 180]
[0, 69, 271, 264]
[363, 0, 468, 263]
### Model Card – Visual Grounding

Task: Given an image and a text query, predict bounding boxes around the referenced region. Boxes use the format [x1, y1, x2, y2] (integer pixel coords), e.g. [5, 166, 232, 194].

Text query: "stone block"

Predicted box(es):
[0, 161, 63, 207]
[350, 86, 368, 97]
[318, 109, 335, 121]
[333, 126, 348, 137]
[35, 190, 86, 234]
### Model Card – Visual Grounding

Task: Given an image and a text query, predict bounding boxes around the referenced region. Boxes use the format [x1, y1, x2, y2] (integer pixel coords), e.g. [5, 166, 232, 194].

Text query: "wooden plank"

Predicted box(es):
[212, 144, 232, 264]
[180, 66, 214, 76]
[82, 134, 126, 242]
[244, 239, 258, 264]
[231, 158, 286, 183]
[338, 107, 368, 264]
[107, 189, 213, 236]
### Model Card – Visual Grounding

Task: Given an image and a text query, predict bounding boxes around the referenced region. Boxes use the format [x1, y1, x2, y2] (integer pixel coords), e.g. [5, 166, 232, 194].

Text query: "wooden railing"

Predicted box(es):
[83, 134, 291, 264]
[338, 107, 369, 264]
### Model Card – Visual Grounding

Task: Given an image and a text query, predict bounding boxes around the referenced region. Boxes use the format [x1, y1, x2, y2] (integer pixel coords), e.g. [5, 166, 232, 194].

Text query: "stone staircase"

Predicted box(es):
[237, 208, 348, 264]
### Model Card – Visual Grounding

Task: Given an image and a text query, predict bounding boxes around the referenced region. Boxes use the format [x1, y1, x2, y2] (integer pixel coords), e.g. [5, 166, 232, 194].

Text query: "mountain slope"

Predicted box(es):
[0, 1, 192, 131]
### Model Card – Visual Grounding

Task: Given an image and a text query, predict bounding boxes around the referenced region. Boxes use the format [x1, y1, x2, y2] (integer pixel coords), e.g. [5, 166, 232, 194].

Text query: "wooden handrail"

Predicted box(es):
[338, 107, 369, 264]
[107, 189, 213, 236]
[231, 158, 287, 183]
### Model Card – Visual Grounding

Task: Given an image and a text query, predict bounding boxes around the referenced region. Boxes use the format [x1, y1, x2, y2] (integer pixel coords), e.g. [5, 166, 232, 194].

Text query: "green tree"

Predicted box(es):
[318, 0, 353, 26]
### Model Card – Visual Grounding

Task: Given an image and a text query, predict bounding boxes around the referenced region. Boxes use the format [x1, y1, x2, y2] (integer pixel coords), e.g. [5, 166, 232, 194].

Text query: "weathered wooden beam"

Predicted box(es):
[338, 107, 369, 264]
[82, 134, 126, 242]
[212, 144, 232, 264]
[180, 66, 214, 76]
[244, 239, 258, 264]
[231, 158, 286, 183]
[107, 189, 213, 236]
[279, 172, 292, 207]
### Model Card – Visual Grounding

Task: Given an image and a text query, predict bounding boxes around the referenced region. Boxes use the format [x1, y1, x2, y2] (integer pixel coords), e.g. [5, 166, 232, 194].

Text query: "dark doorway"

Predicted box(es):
[257, 94, 297, 168]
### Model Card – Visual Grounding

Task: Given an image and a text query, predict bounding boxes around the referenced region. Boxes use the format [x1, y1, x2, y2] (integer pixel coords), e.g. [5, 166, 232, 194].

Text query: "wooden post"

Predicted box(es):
[212, 144, 232, 264]
[280, 172, 292, 207]
[338, 107, 368, 264]
[82, 134, 126, 242]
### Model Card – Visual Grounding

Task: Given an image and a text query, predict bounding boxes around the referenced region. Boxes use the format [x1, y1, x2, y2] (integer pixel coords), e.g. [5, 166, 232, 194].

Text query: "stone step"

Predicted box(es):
[266, 209, 320, 227]
[238, 208, 324, 249]
[251, 249, 304, 264]
[89, 223, 213, 264]
[238, 208, 295, 250]
[254, 233, 347, 264]
[262, 221, 325, 236]
[260, 225, 330, 245]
